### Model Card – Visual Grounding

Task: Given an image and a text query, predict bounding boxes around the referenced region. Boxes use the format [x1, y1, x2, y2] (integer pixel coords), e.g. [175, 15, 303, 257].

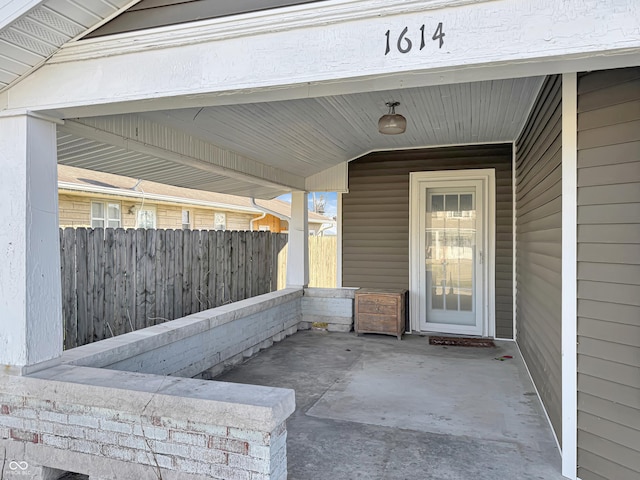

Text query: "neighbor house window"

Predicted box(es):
[258, 225, 270, 232]
[136, 207, 156, 229]
[91, 202, 121, 228]
[214, 212, 226, 230]
[182, 209, 191, 230]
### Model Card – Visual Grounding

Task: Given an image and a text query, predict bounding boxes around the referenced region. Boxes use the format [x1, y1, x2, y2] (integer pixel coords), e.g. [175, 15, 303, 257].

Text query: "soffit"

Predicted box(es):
[0, 0, 134, 92]
[142, 77, 544, 178]
[59, 76, 543, 198]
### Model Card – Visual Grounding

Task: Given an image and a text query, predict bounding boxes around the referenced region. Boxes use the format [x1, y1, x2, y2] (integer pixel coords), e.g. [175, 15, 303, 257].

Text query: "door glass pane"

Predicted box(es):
[425, 189, 476, 325]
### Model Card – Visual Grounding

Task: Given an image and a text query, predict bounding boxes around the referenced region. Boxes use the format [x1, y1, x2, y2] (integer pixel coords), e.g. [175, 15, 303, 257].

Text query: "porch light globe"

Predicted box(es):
[378, 113, 407, 135]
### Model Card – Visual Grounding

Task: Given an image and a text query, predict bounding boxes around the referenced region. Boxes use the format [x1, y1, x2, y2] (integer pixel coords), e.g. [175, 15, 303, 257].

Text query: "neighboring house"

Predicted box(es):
[1, 2, 639, 480]
[57, 165, 334, 234]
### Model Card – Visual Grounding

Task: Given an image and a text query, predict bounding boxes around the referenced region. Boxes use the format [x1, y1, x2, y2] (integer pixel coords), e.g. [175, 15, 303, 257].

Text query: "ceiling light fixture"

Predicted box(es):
[378, 101, 407, 135]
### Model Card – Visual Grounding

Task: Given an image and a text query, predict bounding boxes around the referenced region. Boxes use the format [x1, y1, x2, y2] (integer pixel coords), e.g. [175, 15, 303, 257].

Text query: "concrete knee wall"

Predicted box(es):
[61, 289, 304, 378]
[0, 287, 357, 479]
[301, 288, 358, 332]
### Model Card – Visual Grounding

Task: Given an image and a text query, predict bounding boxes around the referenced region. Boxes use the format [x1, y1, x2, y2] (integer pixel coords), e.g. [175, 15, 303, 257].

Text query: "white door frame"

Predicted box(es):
[409, 169, 496, 337]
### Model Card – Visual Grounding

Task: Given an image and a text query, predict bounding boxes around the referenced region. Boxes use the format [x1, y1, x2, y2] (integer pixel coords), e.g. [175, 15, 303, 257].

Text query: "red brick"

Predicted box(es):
[10, 429, 40, 443]
[208, 436, 249, 455]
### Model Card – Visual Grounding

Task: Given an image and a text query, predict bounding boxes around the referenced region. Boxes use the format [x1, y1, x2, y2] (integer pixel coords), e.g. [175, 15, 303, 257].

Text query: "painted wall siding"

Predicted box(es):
[254, 215, 283, 232]
[516, 76, 562, 439]
[343, 144, 514, 339]
[577, 67, 640, 480]
[514, 75, 563, 442]
[58, 193, 257, 231]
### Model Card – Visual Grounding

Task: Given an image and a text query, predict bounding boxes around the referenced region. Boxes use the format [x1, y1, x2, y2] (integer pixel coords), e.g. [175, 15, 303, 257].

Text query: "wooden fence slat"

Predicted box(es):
[216, 230, 225, 306]
[199, 232, 209, 310]
[75, 228, 88, 347]
[125, 228, 137, 333]
[182, 229, 192, 316]
[207, 230, 217, 308]
[165, 230, 175, 321]
[144, 229, 157, 327]
[229, 231, 237, 302]
[103, 228, 115, 339]
[245, 232, 253, 299]
[155, 229, 166, 324]
[192, 230, 202, 312]
[237, 231, 246, 301]
[174, 230, 184, 318]
[61, 228, 77, 350]
[113, 228, 127, 337]
[135, 229, 146, 331]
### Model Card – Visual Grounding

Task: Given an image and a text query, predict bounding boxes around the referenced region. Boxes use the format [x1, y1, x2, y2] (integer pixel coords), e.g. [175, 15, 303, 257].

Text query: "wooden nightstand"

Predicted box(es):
[355, 288, 407, 340]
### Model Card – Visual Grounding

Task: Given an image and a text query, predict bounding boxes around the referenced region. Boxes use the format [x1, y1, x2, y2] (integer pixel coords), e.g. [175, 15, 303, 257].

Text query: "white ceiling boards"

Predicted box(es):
[56, 77, 544, 197]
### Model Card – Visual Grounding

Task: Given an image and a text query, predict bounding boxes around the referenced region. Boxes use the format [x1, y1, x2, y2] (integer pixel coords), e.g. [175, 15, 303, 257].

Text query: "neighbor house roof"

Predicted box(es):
[58, 164, 334, 225]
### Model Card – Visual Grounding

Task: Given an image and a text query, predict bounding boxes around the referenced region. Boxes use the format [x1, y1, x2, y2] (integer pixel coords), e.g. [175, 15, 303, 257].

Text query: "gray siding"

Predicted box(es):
[343, 144, 514, 339]
[87, 0, 328, 38]
[577, 67, 640, 480]
[515, 75, 563, 441]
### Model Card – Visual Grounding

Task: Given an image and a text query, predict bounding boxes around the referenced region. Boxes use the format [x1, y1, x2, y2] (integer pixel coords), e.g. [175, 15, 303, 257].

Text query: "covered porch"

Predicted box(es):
[1, 1, 639, 479]
[218, 329, 562, 480]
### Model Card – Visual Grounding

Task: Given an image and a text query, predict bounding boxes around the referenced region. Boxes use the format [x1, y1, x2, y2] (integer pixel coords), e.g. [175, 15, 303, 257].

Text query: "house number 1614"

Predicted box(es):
[384, 22, 445, 55]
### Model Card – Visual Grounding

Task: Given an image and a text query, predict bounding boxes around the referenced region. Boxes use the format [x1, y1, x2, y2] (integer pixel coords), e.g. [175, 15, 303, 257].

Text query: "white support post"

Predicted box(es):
[0, 112, 62, 374]
[286, 191, 309, 288]
[561, 73, 578, 480]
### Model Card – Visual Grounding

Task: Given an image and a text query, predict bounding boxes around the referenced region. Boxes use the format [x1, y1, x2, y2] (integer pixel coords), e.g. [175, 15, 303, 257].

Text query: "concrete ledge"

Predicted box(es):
[303, 287, 358, 299]
[302, 288, 356, 333]
[61, 289, 303, 377]
[26, 366, 294, 432]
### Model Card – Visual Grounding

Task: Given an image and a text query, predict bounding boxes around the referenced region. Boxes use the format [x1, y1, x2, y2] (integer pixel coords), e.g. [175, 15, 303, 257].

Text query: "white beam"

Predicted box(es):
[286, 191, 309, 288]
[3, 0, 639, 117]
[0, 112, 62, 374]
[561, 73, 578, 480]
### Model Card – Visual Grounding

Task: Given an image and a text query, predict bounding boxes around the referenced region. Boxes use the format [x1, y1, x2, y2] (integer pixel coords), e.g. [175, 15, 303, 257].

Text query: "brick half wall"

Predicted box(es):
[1, 367, 293, 480]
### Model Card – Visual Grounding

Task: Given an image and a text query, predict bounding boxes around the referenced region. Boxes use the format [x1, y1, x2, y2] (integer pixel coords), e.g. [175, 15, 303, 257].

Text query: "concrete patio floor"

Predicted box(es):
[216, 330, 564, 480]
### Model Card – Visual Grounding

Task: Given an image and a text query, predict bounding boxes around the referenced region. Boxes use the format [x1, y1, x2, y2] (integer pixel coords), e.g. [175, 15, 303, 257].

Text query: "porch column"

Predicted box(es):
[0, 113, 62, 374]
[286, 191, 309, 288]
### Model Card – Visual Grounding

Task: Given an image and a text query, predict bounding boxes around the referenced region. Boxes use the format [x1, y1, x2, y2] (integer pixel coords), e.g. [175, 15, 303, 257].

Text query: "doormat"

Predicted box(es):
[429, 336, 495, 347]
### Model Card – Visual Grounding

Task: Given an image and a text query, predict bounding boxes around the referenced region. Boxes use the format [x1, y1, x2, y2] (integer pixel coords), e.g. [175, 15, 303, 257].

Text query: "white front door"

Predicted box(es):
[410, 170, 495, 337]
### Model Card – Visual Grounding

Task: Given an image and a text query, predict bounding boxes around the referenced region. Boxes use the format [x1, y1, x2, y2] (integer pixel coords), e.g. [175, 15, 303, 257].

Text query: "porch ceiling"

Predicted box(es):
[58, 76, 543, 197]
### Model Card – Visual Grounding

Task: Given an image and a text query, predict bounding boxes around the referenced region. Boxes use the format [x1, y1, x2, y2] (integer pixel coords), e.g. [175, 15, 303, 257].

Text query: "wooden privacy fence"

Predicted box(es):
[60, 228, 288, 349]
[277, 236, 337, 289]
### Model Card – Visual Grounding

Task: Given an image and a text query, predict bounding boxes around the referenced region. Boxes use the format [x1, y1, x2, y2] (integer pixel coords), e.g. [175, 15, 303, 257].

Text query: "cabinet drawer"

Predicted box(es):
[357, 314, 398, 332]
[357, 297, 398, 315]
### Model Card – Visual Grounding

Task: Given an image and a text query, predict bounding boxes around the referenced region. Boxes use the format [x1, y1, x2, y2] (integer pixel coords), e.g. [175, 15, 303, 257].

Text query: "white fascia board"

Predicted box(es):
[58, 182, 263, 214]
[4, 0, 640, 116]
[0, 0, 45, 30]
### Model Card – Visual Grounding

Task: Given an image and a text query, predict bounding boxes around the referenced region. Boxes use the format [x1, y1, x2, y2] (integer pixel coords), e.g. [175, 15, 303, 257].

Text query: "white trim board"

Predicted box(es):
[515, 340, 561, 454]
[561, 73, 578, 480]
[4, 0, 640, 117]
